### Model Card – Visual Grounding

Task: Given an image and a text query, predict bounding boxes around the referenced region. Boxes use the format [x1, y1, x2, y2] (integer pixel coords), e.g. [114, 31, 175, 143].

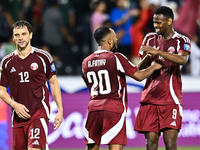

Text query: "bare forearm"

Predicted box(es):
[0, 89, 15, 108]
[138, 56, 149, 70]
[49, 77, 63, 112]
[133, 65, 157, 81]
[158, 51, 188, 65]
[50, 84, 63, 112]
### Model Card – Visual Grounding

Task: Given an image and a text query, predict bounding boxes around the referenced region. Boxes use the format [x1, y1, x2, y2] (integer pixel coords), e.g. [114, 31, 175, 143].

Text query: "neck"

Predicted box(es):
[17, 45, 32, 59]
[97, 45, 110, 52]
[162, 28, 175, 41]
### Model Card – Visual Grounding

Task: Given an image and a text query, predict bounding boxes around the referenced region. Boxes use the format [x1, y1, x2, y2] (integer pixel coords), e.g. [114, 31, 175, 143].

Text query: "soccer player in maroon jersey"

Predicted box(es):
[0, 20, 63, 150]
[134, 6, 191, 150]
[82, 26, 164, 150]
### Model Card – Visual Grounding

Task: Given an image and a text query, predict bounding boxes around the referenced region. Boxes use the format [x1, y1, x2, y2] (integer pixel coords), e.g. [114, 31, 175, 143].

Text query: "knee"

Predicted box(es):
[165, 139, 177, 150]
[146, 139, 158, 150]
[28, 148, 42, 150]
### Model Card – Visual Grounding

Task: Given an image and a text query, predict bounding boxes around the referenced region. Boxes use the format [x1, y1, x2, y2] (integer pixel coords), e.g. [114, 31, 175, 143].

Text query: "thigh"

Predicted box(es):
[134, 104, 160, 133]
[27, 118, 49, 149]
[158, 104, 182, 131]
[85, 111, 103, 145]
[13, 127, 27, 150]
[102, 111, 126, 146]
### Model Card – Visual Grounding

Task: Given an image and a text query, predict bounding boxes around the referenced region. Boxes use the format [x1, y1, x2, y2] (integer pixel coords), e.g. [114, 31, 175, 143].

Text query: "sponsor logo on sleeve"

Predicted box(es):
[184, 44, 190, 52]
[51, 63, 56, 72]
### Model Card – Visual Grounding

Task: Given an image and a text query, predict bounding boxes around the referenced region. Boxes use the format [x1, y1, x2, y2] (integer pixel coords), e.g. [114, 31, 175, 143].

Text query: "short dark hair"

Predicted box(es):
[154, 6, 174, 21]
[94, 26, 111, 45]
[12, 20, 33, 33]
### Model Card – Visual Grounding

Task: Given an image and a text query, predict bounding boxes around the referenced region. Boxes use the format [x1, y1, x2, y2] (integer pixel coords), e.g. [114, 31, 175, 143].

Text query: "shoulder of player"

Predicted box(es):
[174, 32, 191, 43]
[1, 51, 15, 65]
[33, 47, 54, 63]
[142, 32, 157, 43]
[114, 52, 128, 60]
[145, 32, 157, 38]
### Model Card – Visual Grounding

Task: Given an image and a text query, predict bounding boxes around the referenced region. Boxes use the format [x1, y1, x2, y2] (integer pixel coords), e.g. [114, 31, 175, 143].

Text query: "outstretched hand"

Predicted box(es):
[13, 102, 31, 120]
[53, 111, 63, 130]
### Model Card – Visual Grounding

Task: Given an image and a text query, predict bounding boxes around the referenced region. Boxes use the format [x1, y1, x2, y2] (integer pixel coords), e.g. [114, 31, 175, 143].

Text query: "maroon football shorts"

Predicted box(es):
[134, 104, 182, 133]
[85, 110, 127, 145]
[13, 118, 49, 150]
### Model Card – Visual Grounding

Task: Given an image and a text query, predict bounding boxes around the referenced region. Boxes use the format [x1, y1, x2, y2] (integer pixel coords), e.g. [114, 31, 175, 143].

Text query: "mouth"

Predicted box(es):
[18, 41, 25, 45]
[155, 28, 160, 33]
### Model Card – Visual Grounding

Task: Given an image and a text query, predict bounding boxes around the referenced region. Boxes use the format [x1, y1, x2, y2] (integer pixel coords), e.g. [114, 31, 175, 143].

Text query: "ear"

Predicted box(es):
[167, 18, 173, 26]
[108, 38, 113, 46]
[30, 32, 33, 39]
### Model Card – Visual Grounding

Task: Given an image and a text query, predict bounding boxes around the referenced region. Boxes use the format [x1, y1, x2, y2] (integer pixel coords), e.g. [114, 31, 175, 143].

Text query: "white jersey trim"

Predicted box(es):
[169, 74, 183, 117]
[40, 118, 49, 150]
[84, 128, 95, 144]
[38, 55, 47, 74]
[101, 88, 126, 144]
[115, 55, 124, 97]
[34, 47, 53, 63]
[41, 87, 50, 118]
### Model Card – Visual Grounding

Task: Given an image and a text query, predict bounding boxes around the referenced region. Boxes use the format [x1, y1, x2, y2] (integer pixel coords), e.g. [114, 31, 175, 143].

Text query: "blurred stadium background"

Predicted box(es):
[1, 0, 200, 149]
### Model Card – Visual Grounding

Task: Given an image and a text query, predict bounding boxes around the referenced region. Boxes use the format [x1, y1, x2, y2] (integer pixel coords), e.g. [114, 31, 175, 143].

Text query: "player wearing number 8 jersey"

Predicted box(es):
[82, 26, 164, 150]
[0, 20, 63, 150]
[134, 6, 191, 150]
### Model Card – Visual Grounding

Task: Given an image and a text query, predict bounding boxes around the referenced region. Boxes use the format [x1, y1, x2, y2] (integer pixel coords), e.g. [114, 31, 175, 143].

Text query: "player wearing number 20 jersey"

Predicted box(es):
[82, 50, 138, 116]
[82, 50, 138, 145]
[0, 47, 56, 128]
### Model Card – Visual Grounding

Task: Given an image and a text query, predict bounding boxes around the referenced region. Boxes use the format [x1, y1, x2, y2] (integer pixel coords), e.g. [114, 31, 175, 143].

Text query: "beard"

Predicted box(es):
[111, 42, 118, 52]
[17, 40, 29, 51]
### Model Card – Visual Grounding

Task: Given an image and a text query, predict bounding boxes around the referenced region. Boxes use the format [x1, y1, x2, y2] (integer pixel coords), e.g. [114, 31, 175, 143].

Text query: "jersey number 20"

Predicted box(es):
[87, 70, 111, 96]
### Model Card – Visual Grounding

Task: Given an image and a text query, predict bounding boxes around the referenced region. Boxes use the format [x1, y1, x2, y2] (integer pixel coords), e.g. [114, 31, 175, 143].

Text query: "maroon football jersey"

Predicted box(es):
[82, 50, 138, 115]
[0, 47, 56, 127]
[139, 32, 191, 105]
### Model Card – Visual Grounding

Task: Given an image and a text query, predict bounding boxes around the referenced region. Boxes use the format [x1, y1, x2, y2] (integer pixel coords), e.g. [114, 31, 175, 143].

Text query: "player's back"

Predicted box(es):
[82, 50, 129, 114]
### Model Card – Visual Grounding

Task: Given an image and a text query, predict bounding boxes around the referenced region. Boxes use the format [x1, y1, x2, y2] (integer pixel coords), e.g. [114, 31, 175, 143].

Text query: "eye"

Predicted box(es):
[14, 34, 19, 38]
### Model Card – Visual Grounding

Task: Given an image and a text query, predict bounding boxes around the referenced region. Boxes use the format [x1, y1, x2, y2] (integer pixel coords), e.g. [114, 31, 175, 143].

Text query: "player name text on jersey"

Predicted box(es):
[88, 59, 106, 67]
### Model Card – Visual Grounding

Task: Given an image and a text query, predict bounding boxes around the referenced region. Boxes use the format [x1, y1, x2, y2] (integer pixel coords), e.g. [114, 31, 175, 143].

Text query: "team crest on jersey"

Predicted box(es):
[30, 63, 38, 70]
[167, 46, 175, 53]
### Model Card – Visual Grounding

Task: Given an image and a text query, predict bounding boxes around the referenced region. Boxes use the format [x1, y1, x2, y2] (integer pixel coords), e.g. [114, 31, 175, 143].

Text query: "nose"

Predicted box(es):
[154, 23, 158, 28]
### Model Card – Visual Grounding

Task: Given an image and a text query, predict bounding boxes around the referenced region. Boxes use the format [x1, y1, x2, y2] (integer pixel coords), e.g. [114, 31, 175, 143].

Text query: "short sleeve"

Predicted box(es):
[115, 53, 138, 77]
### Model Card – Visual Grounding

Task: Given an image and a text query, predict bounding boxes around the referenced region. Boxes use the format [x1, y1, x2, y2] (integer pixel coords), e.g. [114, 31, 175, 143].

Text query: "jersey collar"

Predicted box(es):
[94, 50, 109, 53]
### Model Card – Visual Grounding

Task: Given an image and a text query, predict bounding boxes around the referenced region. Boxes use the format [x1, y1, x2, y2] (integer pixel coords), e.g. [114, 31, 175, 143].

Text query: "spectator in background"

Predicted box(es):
[58, 0, 76, 29]
[173, 0, 199, 40]
[130, 0, 150, 66]
[42, 0, 75, 74]
[31, 0, 46, 47]
[0, 3, 14, 43]
[0, 2, 15, 60]
[190, 34, 200, 76]
[110, 0, 140, 59]
[90, 0, 109, 51]
[173, 0, 199, 74]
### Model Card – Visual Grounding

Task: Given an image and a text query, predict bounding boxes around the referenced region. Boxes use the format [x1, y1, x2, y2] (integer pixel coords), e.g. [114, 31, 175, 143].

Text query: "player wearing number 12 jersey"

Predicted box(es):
[82, 26, 164, 150]
[0, 20, 63, 150]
